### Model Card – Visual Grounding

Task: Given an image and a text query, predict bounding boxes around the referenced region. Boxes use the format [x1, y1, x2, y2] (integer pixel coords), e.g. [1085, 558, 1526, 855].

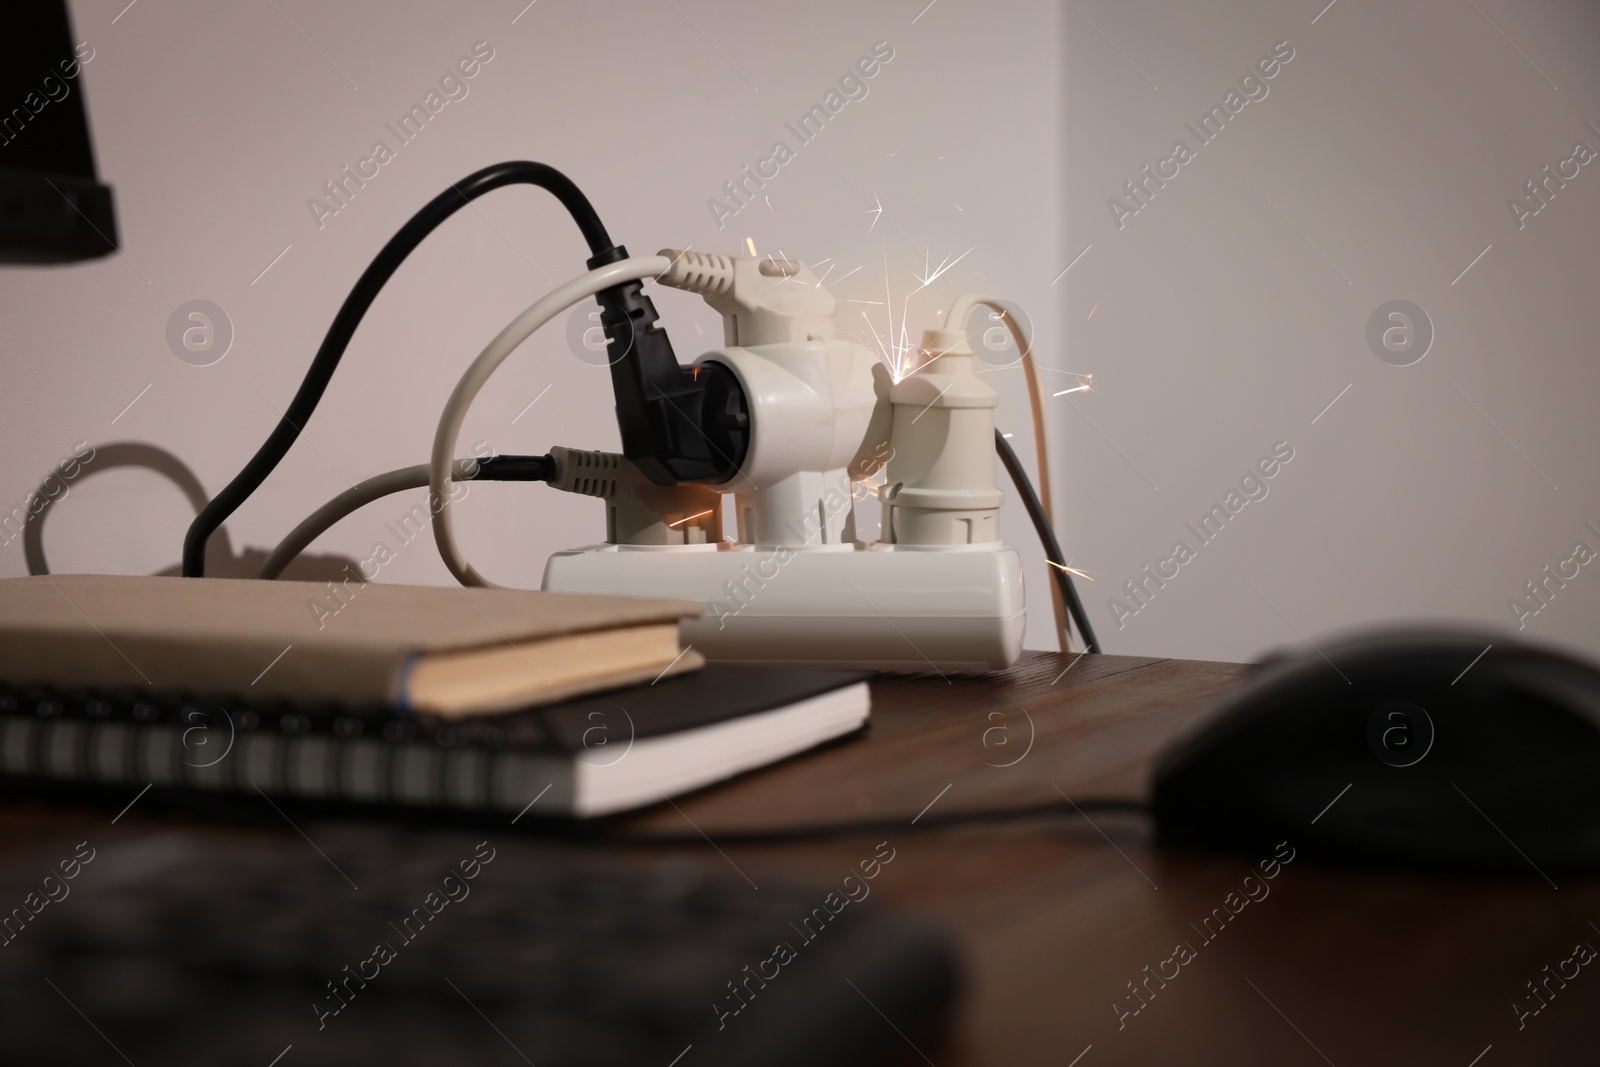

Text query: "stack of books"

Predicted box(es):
[0, 575, 869, 817]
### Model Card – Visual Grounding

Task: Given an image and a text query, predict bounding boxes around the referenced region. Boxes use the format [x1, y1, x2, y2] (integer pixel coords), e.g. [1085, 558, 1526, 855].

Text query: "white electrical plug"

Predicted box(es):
[655, 250, 889, 550]
[546, 446, 721, 548]
[881, 328, 1003, 548]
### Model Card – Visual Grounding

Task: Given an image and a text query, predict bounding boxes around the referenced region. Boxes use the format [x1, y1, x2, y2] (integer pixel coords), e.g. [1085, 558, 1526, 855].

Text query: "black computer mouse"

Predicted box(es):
[1151, 628, 1600, 876]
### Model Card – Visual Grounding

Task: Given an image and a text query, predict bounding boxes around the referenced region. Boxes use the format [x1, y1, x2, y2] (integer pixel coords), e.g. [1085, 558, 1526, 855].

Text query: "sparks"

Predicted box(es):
[864, 193, 884, 233]
[668, 509, 715, 529]
[862, 250, 918, 382]
[909, 245, 974, 294]
[745, 236, 758, 256]
[1087, 302, 1099, 320]
[851, 463, 890, 503]
[1047, 560, 1095, 581]
[862, 308, 913, 381]
[1052, 372, 1095, 397]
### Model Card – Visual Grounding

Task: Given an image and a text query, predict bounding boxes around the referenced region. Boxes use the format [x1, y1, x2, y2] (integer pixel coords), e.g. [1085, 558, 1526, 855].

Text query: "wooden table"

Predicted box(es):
[5, 651, 1596, 1064]
[615, 651, 1600, 1065]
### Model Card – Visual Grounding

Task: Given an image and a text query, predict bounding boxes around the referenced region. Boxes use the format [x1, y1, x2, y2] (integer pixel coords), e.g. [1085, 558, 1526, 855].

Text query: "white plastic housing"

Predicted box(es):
[700, 339, 888, 548]
[542, 542, 1025, 671]
[882, 329, 1003, 547]
[655, 250, 892, 551]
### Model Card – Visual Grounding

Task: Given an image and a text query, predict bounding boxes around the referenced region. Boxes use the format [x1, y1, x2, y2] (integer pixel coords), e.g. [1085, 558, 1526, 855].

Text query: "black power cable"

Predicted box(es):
[468, 454, 555, 482]
[995, 429, 1101, 654]
[182, 161, 616, 578]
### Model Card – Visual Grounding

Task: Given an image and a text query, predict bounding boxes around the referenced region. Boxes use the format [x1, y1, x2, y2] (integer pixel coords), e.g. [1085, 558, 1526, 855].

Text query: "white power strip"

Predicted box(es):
[531, 251, 1039, 670]
[528, 251, 1050, 671]
[543, 542, 1025, 671]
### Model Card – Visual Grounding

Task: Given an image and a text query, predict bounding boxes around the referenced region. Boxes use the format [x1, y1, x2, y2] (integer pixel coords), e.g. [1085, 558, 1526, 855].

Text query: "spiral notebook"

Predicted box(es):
[0, 665, 870, 818]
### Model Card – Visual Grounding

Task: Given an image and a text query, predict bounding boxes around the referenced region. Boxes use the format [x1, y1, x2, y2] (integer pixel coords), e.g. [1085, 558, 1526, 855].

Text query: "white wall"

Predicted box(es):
[4, 0, 1596, 666]
[1062, 0, 1600, 661]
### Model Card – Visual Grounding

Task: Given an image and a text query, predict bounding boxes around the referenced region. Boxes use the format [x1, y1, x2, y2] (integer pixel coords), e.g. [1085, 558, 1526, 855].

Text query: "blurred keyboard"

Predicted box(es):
[0, 826, 957, 1066]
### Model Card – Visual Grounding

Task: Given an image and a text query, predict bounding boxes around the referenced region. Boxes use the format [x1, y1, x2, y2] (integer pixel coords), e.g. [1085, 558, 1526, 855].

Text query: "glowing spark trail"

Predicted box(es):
[865, 193, 884, 232]
[910, 246, 974, 294]
[1052, 373, 1095, 397]
[668, 509, 715, 528]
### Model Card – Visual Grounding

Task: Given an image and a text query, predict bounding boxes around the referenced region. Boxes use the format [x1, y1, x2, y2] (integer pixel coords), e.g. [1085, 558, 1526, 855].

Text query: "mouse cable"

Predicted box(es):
[996, 429, 1101, 654]
[565, 795, 1148, 846]
[182, 161, 616, 579]
[254, 454, 554, 579]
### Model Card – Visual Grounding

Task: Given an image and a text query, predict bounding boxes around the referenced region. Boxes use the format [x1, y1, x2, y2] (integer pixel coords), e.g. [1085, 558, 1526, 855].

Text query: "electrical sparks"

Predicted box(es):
[863, 307, 915, 382]
[851, 463, 890, 503]
[1047, 560, 1095, 581]
[1052, 373, 1095, 397]
[864, 193, 884, 233]
[910, 245, 974, 294]
[842, 234, 976, 382]
[745, 237, 758, 256]
[1087, 302, 1099, 320]
[691, 365, 702, 380]
[668, 509, 715, 529]
[864, 250, 918, 382]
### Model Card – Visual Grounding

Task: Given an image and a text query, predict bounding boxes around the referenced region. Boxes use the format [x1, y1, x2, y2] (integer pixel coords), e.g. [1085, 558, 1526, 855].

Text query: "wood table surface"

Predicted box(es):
[3, 650, 1596, 1065]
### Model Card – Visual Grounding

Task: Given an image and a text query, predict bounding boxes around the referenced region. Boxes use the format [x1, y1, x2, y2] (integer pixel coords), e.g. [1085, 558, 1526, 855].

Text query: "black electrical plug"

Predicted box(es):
[587, 245, 749, 486]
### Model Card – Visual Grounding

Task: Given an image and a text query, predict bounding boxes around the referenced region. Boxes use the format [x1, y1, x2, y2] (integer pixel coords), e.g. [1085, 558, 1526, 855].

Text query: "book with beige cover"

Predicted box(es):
[0, 575, 704, 717]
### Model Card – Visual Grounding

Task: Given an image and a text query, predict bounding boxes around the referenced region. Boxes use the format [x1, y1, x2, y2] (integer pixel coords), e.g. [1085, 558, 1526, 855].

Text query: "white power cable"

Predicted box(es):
[430, 255, 672, 587]
[945, 294, 1073, 652]
[256, 460, 482, 580]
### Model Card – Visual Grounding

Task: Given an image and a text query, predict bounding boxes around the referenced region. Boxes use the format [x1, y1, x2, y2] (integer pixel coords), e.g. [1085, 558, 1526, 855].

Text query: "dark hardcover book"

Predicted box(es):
[0, 666, 870, 817]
